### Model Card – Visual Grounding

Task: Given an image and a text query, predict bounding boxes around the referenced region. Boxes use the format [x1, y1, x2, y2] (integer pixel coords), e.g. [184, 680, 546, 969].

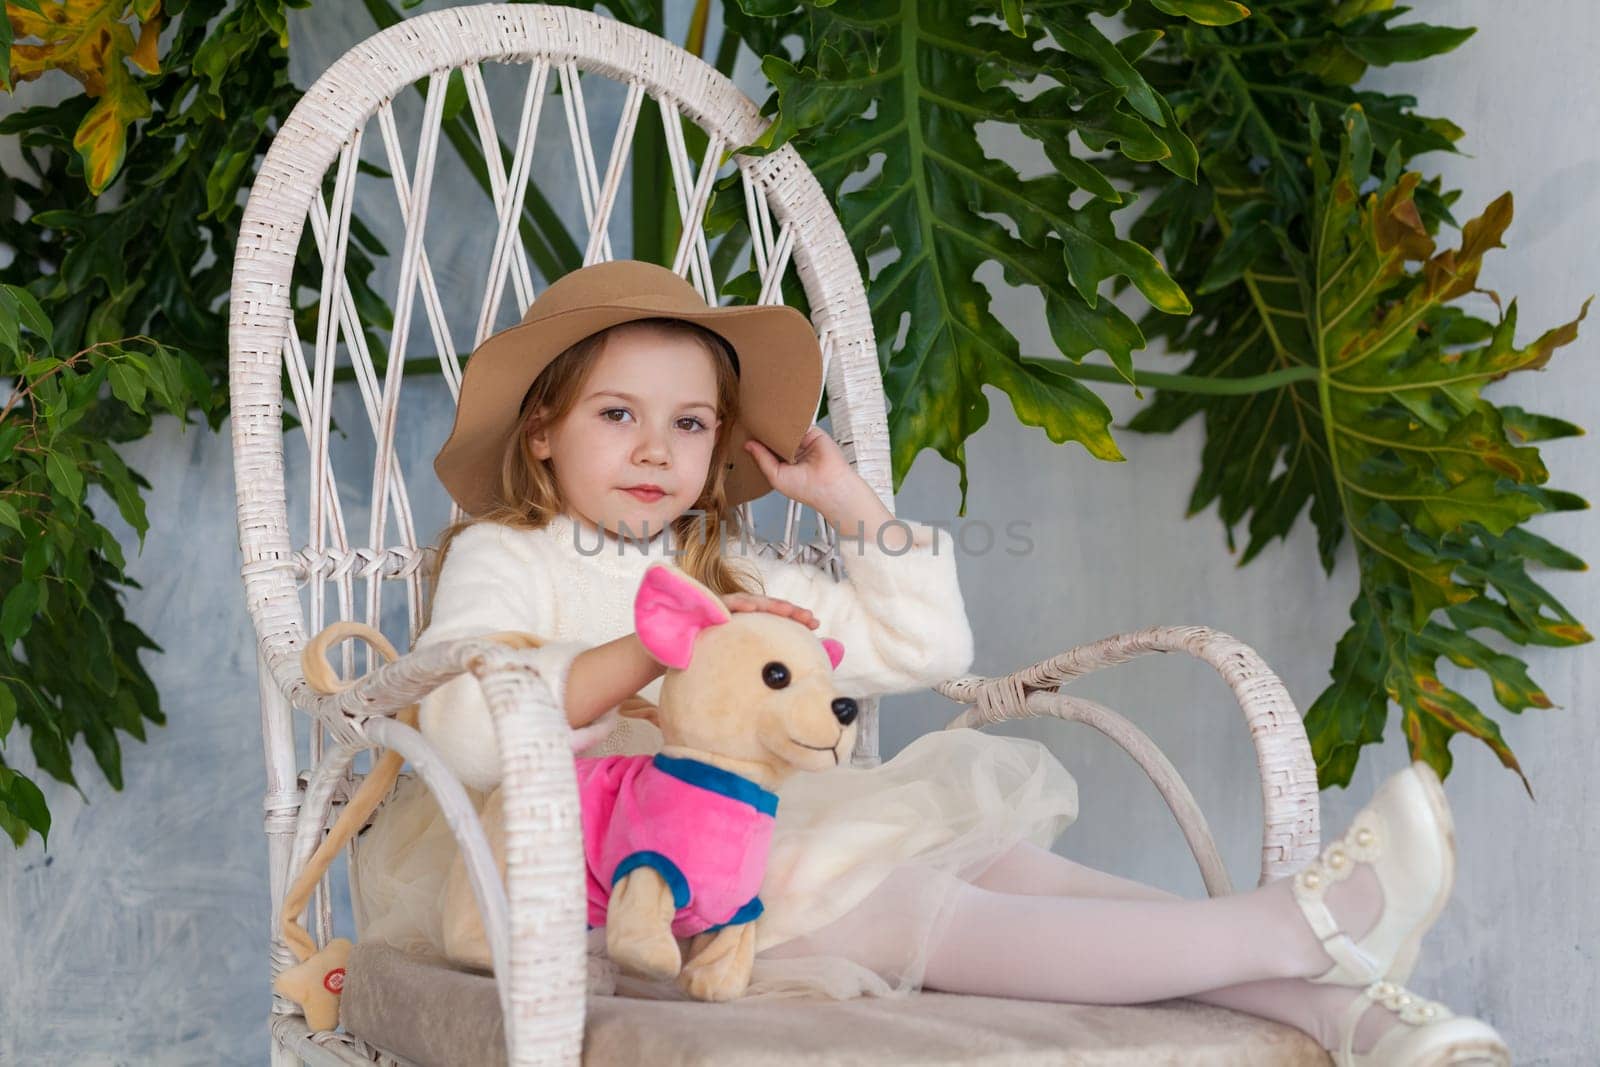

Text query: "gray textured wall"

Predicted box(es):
[2, 1, 1594, 1063]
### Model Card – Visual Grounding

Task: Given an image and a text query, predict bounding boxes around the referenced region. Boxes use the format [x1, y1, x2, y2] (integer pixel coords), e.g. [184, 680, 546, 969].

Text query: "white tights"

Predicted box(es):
[914, 840, 1404, 1054]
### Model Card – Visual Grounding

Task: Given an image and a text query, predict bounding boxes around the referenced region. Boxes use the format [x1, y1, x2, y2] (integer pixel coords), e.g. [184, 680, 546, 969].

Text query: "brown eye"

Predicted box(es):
[762, 662, 790, 689]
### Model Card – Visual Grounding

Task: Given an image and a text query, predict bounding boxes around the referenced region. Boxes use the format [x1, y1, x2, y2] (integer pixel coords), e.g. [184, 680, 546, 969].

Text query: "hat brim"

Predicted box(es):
[434, 296, 825, 517]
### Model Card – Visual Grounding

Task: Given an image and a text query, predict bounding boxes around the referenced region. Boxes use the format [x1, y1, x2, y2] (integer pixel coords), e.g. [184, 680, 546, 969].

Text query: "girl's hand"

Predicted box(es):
[723, 592, 820, 631]
[743, 426, 858, 516]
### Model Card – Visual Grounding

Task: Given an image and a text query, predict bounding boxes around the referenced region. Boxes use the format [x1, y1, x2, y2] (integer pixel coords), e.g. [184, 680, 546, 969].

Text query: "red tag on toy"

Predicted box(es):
[323, 968, 346, 994]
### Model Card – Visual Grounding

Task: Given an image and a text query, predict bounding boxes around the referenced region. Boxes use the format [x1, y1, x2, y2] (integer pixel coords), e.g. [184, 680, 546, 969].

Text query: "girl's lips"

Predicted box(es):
[624, 487, 666, 502]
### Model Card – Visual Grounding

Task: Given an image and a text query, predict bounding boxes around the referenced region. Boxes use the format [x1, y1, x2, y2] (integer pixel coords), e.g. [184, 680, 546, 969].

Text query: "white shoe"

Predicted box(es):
[1329, 980, 1511, 1066]
[1388, 936, 1423, 987]
[1293, 762, 1456, 987]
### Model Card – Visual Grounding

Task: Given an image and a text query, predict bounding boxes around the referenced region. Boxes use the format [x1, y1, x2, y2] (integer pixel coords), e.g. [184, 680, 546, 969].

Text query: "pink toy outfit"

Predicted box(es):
[577, 753, 777, 937]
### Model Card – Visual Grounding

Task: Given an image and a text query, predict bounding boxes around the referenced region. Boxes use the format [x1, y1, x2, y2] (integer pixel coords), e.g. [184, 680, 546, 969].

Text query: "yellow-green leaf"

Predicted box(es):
[1146, 0, 1251, 28]
[8, 3, 163, 193]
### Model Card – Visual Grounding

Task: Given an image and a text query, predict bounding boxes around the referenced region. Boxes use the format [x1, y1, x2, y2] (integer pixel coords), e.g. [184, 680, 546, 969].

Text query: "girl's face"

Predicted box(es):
[528, 322, 722, 540]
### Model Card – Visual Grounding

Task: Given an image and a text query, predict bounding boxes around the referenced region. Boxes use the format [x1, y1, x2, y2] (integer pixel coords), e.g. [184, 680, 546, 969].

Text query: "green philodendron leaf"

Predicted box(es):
[999, 0, 1026, 36]
[1146, 0, 1251, 27]
[1294, 6, 1474, 86]
[1330, 0, 1392, 24]
[1107, 7, 1588, 792]
[739, 0, 1194, 509]
[1330, 21, 1478, 67]
[1138, 103, 1589, 792]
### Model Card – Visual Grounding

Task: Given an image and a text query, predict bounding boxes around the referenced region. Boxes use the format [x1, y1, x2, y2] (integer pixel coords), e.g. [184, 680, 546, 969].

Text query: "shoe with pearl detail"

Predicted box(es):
[1328, 980, 1511, 1066]
[1293, 761, 1456, 988]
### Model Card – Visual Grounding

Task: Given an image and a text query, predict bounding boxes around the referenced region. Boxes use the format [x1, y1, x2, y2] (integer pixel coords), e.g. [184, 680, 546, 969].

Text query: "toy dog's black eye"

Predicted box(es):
[762, 661, 790, 689]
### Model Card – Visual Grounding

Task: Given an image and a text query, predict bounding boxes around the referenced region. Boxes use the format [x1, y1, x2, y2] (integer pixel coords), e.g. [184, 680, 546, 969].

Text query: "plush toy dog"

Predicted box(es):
[443, 562, 857, 1002]
[278, 562, 855, 1029]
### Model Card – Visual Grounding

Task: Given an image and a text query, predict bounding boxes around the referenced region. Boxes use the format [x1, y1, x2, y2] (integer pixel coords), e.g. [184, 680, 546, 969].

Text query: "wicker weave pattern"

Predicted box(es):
[937, 624, 1322, 889]
[229, 6, 1322, 1064]
[232, 8, 891, 1062]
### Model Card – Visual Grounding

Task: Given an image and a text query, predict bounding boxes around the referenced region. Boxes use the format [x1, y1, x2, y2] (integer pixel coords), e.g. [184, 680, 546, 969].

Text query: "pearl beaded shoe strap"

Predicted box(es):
[1335, 979, 1453, 1063]
[1292, 810, 1386, 985]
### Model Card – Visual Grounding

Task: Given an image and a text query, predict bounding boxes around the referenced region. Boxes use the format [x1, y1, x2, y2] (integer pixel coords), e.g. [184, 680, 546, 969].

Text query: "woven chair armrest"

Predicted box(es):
[276, 635, 549, 734]
[278, 639, 587, 1061]
[430, 647, 587, 1061]
[933, 624, 1321, 890]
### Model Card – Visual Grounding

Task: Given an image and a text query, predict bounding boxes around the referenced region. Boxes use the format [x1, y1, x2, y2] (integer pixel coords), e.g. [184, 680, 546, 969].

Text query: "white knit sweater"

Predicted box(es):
[415, 511, 975, 792]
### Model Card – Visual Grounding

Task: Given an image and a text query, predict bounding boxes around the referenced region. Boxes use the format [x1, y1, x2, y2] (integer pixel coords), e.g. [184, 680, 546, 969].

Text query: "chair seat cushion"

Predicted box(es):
[342, 941, 1331, 1066]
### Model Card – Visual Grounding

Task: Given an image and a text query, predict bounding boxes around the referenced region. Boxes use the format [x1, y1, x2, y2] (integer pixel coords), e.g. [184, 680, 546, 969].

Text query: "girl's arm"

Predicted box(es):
[821, 479, 913, 555]
[738, 429, 977, 697]
[564, 633, 663, 731]
[563, 593, 820, 729]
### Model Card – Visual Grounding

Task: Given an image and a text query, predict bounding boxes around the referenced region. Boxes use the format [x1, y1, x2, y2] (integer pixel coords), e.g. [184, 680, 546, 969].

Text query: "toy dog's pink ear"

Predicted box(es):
[821, 638, 844, 671]
[634, 564, 733, 670]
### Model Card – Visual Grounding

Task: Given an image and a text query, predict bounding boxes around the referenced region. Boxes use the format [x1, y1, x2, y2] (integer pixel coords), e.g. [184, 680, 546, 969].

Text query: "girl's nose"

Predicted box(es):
[635, 426, 670, 464]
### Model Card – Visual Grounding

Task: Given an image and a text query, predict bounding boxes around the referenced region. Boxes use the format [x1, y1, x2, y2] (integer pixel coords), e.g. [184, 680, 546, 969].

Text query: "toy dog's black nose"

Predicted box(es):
[831, 697, 858, 726]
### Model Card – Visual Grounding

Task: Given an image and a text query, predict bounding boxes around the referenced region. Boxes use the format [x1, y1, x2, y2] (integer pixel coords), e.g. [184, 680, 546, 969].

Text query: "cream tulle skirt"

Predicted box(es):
[352, 728, 1079, 1001]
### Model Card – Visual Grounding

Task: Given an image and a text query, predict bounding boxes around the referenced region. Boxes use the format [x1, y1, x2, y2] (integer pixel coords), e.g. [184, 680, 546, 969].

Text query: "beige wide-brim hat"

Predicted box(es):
[434, 259, 825, 517]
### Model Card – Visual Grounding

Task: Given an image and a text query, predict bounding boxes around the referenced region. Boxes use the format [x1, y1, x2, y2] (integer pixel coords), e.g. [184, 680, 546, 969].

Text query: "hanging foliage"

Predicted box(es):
[2, 0, 1587, 851]
[1107, 2, 1589, 789]
[1, 0, 303, 848]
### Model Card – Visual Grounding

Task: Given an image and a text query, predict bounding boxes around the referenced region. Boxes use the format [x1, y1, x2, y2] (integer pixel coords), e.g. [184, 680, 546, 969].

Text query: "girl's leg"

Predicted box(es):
[918, 873, 1360, 1002]
[968, 838, 1198, 899]
[959, 840, 1402, 1052]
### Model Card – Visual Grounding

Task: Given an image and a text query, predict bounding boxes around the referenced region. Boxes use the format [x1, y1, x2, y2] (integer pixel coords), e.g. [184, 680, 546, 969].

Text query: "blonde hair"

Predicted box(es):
[420, 316, 763, 635]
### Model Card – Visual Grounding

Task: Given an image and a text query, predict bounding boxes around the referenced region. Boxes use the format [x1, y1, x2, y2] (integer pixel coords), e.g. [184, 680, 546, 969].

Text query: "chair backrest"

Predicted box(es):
[228, 4, 894, 772]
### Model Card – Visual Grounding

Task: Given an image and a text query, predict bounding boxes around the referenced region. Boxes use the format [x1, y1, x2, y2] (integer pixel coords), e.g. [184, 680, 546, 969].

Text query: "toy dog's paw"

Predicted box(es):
[678, 926, 755, 1002]
[606, 868, 684, 980]
[679, 952, 751, 1002]
[608, 927, 683, 981]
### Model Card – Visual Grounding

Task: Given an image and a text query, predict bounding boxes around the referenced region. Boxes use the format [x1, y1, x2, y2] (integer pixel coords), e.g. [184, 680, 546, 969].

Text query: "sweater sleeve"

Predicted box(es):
[414, 522, 593, 792]
[730, 518, 975, 698]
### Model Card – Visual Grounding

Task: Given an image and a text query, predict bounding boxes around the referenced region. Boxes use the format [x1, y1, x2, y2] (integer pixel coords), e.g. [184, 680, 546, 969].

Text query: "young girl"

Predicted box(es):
[354, 259, 1509, 1066]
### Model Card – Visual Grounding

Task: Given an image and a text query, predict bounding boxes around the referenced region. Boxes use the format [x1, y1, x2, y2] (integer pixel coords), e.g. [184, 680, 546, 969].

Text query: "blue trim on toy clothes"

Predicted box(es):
[611, 850, 692, 909]
[703, 896, 764, 933]
[651, 754, 780, 816]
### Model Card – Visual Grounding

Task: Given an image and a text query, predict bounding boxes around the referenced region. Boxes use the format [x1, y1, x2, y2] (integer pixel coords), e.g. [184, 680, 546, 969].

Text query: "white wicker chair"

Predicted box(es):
[227, 6, 1328, 1065]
